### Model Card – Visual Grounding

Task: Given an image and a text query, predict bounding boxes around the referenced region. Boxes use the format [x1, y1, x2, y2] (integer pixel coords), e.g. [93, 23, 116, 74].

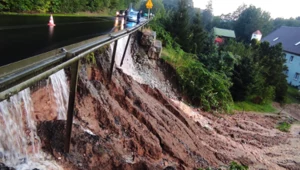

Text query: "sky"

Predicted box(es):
[193, 0, 299, 19]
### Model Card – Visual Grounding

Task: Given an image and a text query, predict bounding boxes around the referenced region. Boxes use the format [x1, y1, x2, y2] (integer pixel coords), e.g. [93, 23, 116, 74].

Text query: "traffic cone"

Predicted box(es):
[48, 15, 56, 26]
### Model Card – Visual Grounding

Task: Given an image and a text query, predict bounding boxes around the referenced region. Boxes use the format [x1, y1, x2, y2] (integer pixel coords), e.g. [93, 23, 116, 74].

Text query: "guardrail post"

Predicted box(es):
[64, 60, 80, 153]
[109, 40, 118, 82]
[120, 34, 132, 67]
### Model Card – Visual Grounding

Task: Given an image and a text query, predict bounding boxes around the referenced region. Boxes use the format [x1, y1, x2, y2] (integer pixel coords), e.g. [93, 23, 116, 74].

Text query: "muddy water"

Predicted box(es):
[49, 69, 69, 120]
[0, 69, 71, 169]
[0, 88, 62, 170]
[112, 35, 177, 99]
[113, 35, 144, 83]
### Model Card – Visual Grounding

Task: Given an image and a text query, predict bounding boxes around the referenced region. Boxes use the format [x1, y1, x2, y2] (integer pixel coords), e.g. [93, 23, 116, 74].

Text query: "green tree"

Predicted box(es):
[0, 0, 138, 13]
[256, 42, 288, 102]
[227, 40, 287, 103]
[234, 6, 272, 42]
[190, 11, 208, 54]
[135, 0, 165, 14]
[272, 17, 300, 31]
[168, 0, 191, 52]
[202, 0, 213, 31]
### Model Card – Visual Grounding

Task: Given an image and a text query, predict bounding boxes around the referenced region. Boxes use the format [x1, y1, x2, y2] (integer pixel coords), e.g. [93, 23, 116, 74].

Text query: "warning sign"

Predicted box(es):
[146, 0, 153, 9]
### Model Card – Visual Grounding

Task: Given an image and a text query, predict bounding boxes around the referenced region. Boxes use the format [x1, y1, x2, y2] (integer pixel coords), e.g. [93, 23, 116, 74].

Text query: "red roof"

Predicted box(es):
[253, 30, 262, 35]
[214, 37, 224, 44]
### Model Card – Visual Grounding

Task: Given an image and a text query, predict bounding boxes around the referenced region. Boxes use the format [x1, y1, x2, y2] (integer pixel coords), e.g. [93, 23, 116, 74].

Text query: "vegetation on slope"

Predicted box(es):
[162, 47, 234, 112]
[286, 86, 300, 104]
[277, 122, 291, 132]
[234, 102, 276, 113]
[147, 0, 291, 113]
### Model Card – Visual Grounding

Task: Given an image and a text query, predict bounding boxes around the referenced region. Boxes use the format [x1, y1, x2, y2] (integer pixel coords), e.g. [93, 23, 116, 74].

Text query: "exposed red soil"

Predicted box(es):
[31, 33, 300, 170]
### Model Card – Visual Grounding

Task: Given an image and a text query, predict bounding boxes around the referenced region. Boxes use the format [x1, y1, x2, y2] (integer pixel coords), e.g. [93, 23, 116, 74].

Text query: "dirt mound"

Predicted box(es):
[31, 33, 300, 170]
[273, 102, 300, 121]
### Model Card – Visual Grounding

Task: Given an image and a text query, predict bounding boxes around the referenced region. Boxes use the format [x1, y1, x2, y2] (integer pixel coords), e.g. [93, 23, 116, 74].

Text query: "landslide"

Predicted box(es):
[34, 32, 299, 170]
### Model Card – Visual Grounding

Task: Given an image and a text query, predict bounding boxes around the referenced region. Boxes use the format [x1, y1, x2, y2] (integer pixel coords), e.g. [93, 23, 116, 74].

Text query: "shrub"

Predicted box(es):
[162, 47, 233, 113]
[229, 161, 248, 170]
[277, 122, 291, 132]
[84, 52, 96, 65]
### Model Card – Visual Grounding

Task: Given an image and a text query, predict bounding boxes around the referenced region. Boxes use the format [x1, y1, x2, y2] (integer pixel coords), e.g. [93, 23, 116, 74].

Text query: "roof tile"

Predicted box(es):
[262, 26, 300, 55]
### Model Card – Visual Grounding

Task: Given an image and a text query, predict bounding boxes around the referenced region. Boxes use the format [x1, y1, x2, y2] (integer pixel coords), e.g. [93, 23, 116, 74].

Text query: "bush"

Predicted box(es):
[84, 52, 96, 65]
[162, 47, 233, 113]
[277, 122, 291, 132]
[286, 85, 300, 104]
[229, 161, 248, 170]
[197, 161, 248, 170]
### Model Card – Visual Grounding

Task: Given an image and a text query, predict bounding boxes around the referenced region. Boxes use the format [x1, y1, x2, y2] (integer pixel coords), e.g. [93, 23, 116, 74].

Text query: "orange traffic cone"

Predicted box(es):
[48, 15, 56, 26]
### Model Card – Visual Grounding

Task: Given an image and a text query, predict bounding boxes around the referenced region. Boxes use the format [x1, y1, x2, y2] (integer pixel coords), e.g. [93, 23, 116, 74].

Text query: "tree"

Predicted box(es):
[230, 4, 247, 21]
[162, 0, 193, 10]
[212, 16, 234, 30]
[234, 6, 272, 42]
[202, 0, 213, 31]
[256, 42, 288, 101]
[135, 0, 165, 14]
[168, 0, 191, 52]
[226, 40, 287, 103]
[272, 17, 300, 31]
[190, 11, 208, 54]
[0, 0, 139, 13]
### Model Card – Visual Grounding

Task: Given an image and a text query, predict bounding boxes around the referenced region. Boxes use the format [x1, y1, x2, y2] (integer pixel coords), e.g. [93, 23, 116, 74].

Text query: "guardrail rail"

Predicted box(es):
[0, 19, 151, 152]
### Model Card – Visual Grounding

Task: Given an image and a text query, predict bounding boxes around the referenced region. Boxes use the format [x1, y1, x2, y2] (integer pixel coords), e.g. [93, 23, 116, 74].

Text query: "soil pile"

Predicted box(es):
[32, 32, 300, 170]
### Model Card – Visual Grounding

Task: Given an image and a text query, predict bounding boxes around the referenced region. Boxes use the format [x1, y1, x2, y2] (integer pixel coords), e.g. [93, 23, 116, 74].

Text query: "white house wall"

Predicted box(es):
[251, 34, 262, 41]
[285, 52, 300, 87]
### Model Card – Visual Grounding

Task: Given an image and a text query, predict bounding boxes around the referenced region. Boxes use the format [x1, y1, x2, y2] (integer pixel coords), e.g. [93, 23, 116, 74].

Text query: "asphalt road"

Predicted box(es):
[0, 15, 117, 66]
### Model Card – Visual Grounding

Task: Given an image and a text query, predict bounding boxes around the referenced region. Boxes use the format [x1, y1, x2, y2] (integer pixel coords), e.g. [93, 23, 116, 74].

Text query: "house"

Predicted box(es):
[262, 26, 300, 87]
[251, 30, 262, 41]
[213, 27, 236, 45]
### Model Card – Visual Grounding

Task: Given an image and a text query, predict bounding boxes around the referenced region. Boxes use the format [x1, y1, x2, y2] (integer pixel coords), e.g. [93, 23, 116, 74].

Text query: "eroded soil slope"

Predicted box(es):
[33, 34, 300, 170]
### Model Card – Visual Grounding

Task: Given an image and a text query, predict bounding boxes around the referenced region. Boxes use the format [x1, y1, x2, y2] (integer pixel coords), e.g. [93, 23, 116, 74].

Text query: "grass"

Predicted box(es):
[277, 122, 291, 132]
[198, 161, 248, 170]
[234, 101, 277, 113]
[286, 85, 300, 104]
[229, 161, 248, 170]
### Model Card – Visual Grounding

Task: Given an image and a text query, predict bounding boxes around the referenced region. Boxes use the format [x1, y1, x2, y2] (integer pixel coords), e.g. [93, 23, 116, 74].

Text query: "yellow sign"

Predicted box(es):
[146, 0, 153, 9]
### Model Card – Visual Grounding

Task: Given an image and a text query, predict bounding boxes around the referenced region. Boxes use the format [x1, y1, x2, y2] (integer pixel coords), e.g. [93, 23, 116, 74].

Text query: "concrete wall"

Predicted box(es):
[285, 52, 300, 87]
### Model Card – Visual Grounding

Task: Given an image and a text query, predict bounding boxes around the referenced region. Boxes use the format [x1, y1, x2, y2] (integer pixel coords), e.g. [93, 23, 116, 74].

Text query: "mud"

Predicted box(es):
[30, 32, 300, 170]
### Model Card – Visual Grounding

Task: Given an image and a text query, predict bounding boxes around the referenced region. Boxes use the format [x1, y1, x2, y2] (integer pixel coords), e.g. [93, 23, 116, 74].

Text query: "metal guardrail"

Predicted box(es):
[0, 19, 151, 152]
[0, 19, 150, 101]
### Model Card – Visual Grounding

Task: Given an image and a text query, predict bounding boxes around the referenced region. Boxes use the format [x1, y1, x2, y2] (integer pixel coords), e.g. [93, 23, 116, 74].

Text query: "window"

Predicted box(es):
[294, 73, 300, 80]
[290, 56, 294, 62]
[285, 70, 289, 75]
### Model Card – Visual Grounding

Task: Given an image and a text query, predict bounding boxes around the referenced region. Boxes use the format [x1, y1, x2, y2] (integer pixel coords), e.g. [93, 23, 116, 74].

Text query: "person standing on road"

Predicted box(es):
[124, 8, 128, 24]
[137, 10, 142, 24]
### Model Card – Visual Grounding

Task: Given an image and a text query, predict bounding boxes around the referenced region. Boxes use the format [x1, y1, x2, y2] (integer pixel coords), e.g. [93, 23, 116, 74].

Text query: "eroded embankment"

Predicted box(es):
[32, 32, 300, 170]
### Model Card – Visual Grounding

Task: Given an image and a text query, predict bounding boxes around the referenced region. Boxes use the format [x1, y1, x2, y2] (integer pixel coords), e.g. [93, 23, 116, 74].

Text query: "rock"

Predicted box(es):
[204, 124, 213, 131]
[164, 166, 176, 170]
[148, 40, 162, 60]
[141, 30, 156, 47]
